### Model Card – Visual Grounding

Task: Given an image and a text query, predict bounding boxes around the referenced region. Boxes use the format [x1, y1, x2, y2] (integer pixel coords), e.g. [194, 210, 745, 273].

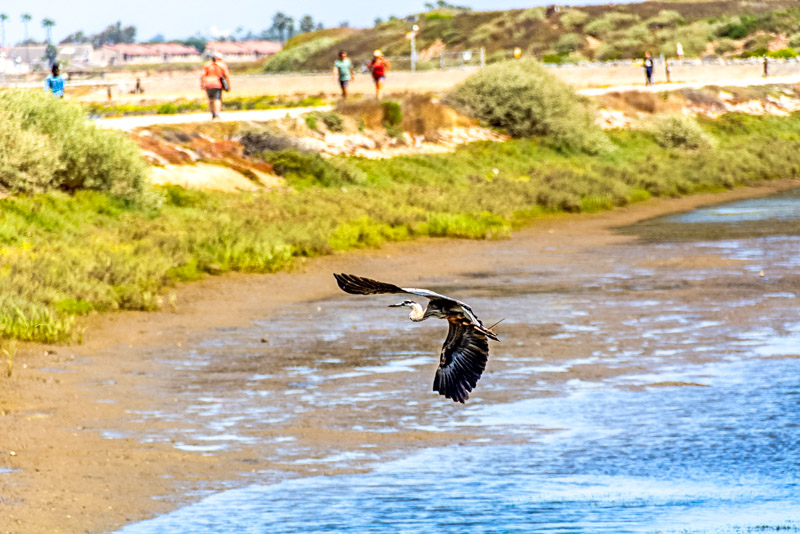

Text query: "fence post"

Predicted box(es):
[480, 47, 485, 68]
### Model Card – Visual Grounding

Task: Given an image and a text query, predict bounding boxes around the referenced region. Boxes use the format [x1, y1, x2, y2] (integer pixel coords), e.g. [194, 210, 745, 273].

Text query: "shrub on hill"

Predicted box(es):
[446, 59, 609, 153]
[648, 114, 714, 150]
[0, 90, 145, 198]
[263, 37, 341, 73]
[560, 9, 589, 30]
[556, 33, 584, 55]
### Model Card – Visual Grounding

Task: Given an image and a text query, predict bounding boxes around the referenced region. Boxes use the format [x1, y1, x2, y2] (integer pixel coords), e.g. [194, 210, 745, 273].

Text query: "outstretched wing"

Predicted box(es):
[334, 273, 406, 295]
[433, 318, 490, 403]
[334, 273, 498, 339]
[335, 273, 455, 301]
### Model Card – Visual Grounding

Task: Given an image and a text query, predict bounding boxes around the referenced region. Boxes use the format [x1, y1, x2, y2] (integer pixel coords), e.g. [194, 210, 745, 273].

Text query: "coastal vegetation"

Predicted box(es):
[2, 60, 800, 343]
[258, 0, 800, 70]
[445, 59, 609, 153]
[2, 96, 800, 341]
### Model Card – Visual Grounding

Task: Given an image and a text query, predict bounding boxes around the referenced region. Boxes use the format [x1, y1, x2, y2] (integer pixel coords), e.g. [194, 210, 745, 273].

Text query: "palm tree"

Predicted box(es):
[0, 14, 8, 47]
[299, 15, 314, 34]
[42, 18, 55, 43]
[271, 11, 291, 43]
[21, 13, 32, 43]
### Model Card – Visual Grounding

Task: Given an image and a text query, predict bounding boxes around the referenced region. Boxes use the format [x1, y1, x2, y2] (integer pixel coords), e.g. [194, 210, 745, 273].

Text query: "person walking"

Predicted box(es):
[675, 42, 684, 61]
[201, 52, 230, 120]
[333, 50, 354, 99]
[368, 50, 390, 100]
[643, 51, 654, 86]
[44, 63, 65, 98]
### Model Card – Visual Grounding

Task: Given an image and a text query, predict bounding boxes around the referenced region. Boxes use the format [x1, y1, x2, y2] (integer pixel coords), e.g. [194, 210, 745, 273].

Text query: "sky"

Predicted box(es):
[0, 0, 635, 44]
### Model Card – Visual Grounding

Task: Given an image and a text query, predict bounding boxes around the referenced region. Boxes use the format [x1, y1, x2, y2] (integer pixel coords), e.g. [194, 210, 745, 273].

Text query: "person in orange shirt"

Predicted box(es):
[201, 52, 230, 119]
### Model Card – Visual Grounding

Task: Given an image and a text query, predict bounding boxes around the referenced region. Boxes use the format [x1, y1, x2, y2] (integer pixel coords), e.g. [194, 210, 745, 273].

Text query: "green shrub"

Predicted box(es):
[717, 16, 757, 39]
[305, 114, 318, 131]
[740, 48, 768, 58]
[446, 59, 609, 153]
[560, 9, 589, 30]
[381, 101, 403, 127]
[263, 37, 341, 72]
[585, 18, 614, 37]
[0, 90, 146, 199]
[515, 7, 545, 23]
[604, 12, 641, 27]
[648, 114, 714, 150]
[260, 149, 360, 188]
[319, 111, 345, 132]
[0, 111, 61, 194]
[714, 38, 737, 55]
[624, 24, 651, 42]
[767, 47, 798, 59]
[555, 33, 584, 55]
[789, 32, 800, 49]
[157, 102, 178, 114]
[542, 54, 564, 64]
[657, 22, 715, 58]
[239, 125, 299, 155]
[645, 10, 684, 29]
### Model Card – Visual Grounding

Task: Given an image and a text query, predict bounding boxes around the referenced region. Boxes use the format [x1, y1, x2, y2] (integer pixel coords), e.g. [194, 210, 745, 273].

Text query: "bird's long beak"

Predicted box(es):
[388, 303, 403, 308]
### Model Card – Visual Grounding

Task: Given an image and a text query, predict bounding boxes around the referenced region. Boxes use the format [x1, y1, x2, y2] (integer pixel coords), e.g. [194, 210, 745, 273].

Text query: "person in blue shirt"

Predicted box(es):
[332, 50, 354, 99]
[45, 63, 65, 98]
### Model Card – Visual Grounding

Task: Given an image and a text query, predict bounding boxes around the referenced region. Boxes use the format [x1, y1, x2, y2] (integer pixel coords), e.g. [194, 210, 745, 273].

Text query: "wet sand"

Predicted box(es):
[1, 179, 798, 533]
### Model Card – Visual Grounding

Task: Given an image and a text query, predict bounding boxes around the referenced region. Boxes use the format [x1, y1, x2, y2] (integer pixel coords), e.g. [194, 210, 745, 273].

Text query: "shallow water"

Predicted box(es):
[119, 190, 800, 533]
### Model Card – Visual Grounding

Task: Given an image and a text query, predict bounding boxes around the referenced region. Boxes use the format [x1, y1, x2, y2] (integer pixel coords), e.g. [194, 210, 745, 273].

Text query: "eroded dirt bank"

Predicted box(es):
[1, 180, 798, 534]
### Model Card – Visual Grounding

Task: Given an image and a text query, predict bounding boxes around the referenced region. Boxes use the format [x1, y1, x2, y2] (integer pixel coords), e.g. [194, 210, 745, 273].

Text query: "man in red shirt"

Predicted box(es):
[368, 50, 390, 100]
[201, 52, 230, 119]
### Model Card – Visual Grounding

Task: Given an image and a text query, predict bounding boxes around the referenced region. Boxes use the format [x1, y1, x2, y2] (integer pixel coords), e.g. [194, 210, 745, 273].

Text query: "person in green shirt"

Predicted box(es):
[333, 50, 354, 99]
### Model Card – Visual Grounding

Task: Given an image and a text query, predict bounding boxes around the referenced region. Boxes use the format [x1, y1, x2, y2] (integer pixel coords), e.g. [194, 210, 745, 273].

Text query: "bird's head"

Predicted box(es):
[388, 299, 417, 309]
[389, 299, 425, 321]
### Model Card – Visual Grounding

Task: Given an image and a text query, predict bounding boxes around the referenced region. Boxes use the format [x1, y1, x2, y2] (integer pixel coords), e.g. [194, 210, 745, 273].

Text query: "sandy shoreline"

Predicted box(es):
[1, 179, 798, 533]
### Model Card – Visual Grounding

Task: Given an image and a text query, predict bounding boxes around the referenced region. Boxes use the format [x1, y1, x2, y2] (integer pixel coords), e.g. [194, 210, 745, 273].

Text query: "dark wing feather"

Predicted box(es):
[433, 319, 490, 403]
[334, 273, 406, 295]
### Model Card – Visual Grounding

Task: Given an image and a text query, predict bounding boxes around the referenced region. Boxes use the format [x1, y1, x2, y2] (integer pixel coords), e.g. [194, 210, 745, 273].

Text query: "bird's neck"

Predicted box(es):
[409, 302, 426, 322]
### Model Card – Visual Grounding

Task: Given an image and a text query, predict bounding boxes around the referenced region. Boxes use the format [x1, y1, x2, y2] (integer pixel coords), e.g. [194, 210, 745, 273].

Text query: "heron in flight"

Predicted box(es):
[334, 273, 500, 403]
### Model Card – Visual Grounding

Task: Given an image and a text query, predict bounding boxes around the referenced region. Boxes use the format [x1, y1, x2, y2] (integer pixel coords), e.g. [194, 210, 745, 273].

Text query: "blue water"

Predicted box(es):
[120, 358, 800, 534]
[118, 191, 800, 534]
[666, 189, 800, 224]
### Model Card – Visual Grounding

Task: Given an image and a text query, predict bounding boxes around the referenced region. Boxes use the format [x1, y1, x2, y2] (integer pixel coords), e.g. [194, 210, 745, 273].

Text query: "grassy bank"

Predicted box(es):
[2, 111, 800, 343]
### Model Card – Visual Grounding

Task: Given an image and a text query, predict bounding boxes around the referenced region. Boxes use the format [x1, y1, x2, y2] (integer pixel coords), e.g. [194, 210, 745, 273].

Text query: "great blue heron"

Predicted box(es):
[334, 273, 500, 403]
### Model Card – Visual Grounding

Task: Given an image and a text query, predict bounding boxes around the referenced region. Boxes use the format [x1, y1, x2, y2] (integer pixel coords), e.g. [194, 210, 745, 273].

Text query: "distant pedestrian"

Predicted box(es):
[201, 53, 230, 120]
[44, 63, 65, 98]
[368, 50, 390, 100]
[643, 51, 654, 86]
[665, 58, 671, 83]
[763, 56, 769, 78]
[675, 42, 684, 61]
[333, 50, 354, 99]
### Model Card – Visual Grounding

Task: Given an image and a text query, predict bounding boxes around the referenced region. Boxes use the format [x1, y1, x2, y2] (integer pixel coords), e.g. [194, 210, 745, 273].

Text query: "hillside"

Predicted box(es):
[263, 0, 800, 72]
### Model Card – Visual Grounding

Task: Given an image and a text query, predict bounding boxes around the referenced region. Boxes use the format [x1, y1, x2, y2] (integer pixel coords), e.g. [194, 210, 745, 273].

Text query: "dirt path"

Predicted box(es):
[0, 179, 798, 533]
[95, 72, 800, 132]
[96, 105, 332, 131]
[77, 60, 800, 106]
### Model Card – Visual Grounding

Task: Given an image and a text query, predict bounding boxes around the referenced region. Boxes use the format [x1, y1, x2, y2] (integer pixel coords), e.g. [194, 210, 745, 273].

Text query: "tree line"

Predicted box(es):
[44, 11, 327, 52]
